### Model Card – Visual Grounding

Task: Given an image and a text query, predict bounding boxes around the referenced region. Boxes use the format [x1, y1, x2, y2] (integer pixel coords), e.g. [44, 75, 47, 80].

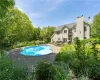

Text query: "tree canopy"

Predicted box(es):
[0, 0, 15, 48]
[92, 13, 100, 38]
[40, 26, 55, 43]
[0, 0, 55, 48]
[4, 8, 35, 46]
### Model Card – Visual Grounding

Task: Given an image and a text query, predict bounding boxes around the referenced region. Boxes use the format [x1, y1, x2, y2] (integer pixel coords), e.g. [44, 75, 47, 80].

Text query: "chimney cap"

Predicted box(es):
[77, 15, 83, 18]
[88, 17, 91, 19]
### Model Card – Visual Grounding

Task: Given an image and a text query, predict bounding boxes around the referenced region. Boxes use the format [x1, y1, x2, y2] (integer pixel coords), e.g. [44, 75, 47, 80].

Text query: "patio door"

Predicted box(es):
[63, 38, 67, 42]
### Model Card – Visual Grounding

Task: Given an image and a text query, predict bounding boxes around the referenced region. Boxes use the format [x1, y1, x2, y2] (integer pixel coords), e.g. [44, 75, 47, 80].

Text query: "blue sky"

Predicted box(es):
[15, 0, 100, 27]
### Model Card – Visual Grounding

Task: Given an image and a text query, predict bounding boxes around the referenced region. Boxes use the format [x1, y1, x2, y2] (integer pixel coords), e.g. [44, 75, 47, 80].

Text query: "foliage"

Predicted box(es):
[56, 38, 100, 80]
[54, 62, 75, 80]
[0, 0, 14, 18]
[34, 40, 45, 45]
[4, 8, 35, 47]
[0, 0, 55, 49]
[77, 75, 90, 80]
[92, 13, 100, 38]
[10, 41, 34, 49]
[60, 43, 75, 52]
[10, 40, 45, 49]
[34, 61, 56, 80]
[0, 0, 15, 48]
[0, 55, 27, 80]
[33, 27, 41, 40]
[40, 26, 55, 43]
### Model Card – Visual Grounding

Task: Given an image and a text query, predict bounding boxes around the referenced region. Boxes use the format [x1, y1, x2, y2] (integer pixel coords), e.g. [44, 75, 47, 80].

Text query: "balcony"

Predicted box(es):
[68, 32, 73, 35]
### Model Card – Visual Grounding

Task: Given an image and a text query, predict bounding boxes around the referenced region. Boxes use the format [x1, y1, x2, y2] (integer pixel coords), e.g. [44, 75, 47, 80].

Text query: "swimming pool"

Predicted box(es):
[20, 45, 53, 56]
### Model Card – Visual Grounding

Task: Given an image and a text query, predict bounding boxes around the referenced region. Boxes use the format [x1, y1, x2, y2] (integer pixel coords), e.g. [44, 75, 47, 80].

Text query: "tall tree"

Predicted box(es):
[0, 0, 15, 48]
[33, 27, 41, 40]
[0, 0, 15, 18]
[40, 26, 55, 43]
[92, 13, 100, 38]
[4, 8, 35, 46]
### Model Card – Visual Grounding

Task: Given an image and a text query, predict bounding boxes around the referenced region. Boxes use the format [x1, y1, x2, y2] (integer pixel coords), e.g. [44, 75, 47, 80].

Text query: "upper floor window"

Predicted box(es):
[84, 26, 87, 31]
[74, 28, 76, 32]
[69, 29, 72, 33]
[56, 31, 60, 34]
[64, 30, 67, 33]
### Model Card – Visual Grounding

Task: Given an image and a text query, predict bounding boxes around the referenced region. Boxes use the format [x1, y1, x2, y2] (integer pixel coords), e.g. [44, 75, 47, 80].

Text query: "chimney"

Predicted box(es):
[76, 15, 84, 23]
[76, 15, 84, 40]
[77, 15, 83, 18]
[88, 17, 91, 24]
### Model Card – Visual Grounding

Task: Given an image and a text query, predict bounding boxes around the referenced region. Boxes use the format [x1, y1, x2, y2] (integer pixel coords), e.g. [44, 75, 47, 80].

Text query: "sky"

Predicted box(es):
[15, 0, 100, 27]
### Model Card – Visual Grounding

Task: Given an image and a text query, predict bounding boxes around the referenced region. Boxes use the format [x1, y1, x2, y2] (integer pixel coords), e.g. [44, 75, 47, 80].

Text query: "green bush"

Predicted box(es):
[54, 62, 75, 80]
[35, 40, 45, 45]
[9, 40, 46, 49]
[60, 43, 75, 53]
[10, 41, 35, 49]
[77, 75, 90, 80]
[56, 38, 100, 80]
[0, 57, 27, 80]
[34, 61, 56, 80]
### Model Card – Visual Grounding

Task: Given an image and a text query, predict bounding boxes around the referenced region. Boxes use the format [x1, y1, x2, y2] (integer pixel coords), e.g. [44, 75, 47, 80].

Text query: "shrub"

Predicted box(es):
[34, 61, 56, 80]
[60, 43, 75, 53]
[0, 57, 27, 80]
[77, 75, 90, 80]
[56, 38, 100, 79]
[10, 41, 35, 49]
[54, 62, 75, 80]
[35, 40, 45, 45]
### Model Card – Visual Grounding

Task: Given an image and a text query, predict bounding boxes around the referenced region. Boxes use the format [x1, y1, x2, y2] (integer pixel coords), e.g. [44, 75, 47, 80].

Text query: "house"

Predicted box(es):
[51, 16, 91, 43]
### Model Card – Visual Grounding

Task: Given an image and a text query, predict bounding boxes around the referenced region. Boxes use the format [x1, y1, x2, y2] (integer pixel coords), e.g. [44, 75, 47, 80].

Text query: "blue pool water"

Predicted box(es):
[20, 45, 52, 56]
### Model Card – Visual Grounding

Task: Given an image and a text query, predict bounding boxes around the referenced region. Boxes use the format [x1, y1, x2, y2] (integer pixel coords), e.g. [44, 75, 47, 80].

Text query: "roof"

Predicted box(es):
[55, 23, 76, 31]
[54, 22, 90, 31]
[84, 21, 91, 27]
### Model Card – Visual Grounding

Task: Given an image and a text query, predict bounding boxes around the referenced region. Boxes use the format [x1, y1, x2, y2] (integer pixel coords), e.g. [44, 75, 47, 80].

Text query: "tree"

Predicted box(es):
[92, 13, 100, 38]
[4, 8, 35, 46]
[0, 0, 15, 48]
[40, 26, 55, 43]
[0, 0, 15, 18]
[33, 27, 41, 40]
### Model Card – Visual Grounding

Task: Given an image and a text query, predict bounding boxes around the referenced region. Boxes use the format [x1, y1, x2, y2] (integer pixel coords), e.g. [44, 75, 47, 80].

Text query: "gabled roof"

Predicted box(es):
[54, 22, 91, 32]
[55, 23, 76, 31]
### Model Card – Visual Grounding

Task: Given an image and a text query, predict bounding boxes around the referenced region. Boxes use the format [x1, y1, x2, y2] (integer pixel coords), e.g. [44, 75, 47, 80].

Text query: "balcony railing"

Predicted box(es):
[68, 32, 73, 35]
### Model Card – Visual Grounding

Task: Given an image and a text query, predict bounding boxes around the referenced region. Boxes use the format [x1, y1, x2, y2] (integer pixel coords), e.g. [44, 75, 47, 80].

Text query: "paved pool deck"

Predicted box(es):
[47, 44, 61, 54]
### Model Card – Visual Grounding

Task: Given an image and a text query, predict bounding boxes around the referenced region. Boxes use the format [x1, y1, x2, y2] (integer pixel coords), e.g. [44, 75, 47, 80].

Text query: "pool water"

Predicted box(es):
[20, 45, 52, 56]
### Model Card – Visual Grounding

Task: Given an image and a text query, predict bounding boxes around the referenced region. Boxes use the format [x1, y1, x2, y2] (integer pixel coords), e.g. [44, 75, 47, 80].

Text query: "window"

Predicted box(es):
[69, 29, 72, 33]
[63, 38, 67, 42]
[64, 30, 67, 33]
[84, 27, 87, 31]
[56, 31, 60, 34]
[74, 28, 76, 32]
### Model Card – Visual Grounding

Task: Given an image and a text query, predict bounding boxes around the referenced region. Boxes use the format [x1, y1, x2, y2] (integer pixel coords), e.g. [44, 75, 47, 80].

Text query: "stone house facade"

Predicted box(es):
[51, 16, 91, 43]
